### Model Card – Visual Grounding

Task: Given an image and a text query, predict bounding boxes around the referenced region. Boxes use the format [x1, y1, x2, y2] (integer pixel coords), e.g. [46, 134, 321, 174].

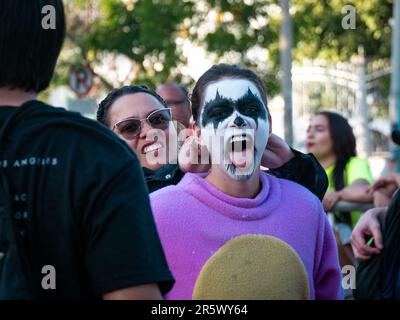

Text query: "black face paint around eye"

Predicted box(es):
[236, 88, 267, 129]
[201, 88, 267, 129]
[201, 90, 234, 129]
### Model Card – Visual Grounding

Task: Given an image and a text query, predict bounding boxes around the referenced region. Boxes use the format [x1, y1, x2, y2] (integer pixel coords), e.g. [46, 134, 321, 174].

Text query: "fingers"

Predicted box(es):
[393, 173, 400, 187]
[267, 133, 281, 144]
[178, 135, 210, 173]
[350, 208, 384, 261]
[368, 180, 385, 193]
[369, 222, 383, 250]
[366, 186, 375, 195]
[351, 242, 371, 261]
[353, 247, 374, 261]
[350, 229, 381, 260]
[262, 135, 293, 169]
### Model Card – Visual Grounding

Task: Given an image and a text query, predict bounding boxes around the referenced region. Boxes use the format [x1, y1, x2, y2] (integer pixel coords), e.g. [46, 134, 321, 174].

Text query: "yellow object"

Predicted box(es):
[192, 235, 310, 300]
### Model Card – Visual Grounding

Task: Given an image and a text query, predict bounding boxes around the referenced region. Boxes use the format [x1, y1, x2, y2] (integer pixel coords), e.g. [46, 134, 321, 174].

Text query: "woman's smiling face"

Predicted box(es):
[108, 92, 173, 170]
[198, 78, 271, 181]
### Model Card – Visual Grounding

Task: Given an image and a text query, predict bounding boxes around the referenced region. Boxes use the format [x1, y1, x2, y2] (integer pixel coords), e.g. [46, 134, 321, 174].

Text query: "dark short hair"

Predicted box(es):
[0, 0, 66, 92]
[191, 64, 269, 123]
[97, 85, 168, 126]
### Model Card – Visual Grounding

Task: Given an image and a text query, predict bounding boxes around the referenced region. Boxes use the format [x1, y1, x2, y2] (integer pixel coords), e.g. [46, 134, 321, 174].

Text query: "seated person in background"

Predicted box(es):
[150, 64, 342, 300]
[306, 111, 373, 220]
[306, 111, 373, 266]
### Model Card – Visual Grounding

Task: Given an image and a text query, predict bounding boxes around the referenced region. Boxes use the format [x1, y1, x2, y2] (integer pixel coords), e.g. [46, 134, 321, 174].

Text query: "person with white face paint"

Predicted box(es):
[150, 64, 343, 300]
[198, 78, 270, 191]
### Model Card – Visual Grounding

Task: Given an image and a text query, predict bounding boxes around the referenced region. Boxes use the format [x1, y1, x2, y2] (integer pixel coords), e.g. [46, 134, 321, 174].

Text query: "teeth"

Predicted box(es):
[144, 143, 162, 154]
[230, 135, 252, 143]
[231, 136, 247, 142]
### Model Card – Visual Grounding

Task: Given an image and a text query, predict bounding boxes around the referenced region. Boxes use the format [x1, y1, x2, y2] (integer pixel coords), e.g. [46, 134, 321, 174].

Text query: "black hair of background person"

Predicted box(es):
[0, 0, 66, 92]
[97, 85, 169, 126]
[315, 111, 356, 191]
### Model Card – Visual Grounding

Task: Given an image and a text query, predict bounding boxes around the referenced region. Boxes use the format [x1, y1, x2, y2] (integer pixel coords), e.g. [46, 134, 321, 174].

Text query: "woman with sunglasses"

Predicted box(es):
[97, 85, 185, 193]
[97, 85, 328, 198]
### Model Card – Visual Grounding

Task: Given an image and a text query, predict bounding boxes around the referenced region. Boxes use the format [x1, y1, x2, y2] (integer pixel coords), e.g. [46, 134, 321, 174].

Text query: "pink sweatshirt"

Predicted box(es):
[150, 172, 343, 300]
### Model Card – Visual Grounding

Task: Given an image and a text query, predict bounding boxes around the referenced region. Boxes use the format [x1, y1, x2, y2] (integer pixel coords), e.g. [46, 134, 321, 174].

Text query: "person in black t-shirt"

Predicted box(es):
[97, 86, 328, 199]
[0, 0, 173, 299]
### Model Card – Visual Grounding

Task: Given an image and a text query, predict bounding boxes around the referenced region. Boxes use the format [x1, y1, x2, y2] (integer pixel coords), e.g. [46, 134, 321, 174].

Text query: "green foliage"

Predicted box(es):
[293, 0, 393, 61]
[52, 0, 393, 98]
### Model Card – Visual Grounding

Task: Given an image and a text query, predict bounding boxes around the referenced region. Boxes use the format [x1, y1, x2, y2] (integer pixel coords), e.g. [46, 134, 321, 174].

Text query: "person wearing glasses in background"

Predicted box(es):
[156, 82, 192, 133]
[97, 85, 328, 199]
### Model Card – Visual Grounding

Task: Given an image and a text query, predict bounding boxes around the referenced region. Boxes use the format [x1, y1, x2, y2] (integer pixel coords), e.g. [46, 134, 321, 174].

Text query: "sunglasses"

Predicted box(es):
[113, 108, 172, 140]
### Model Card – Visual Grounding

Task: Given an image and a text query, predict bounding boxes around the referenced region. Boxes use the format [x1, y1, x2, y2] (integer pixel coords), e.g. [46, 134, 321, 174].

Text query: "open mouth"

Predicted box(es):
[227, 134, 254, 169]
[230, 134, 251, 151]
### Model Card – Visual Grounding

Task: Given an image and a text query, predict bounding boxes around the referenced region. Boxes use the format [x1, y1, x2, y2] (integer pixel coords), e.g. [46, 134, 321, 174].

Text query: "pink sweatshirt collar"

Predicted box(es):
[179, 172, 282, 221]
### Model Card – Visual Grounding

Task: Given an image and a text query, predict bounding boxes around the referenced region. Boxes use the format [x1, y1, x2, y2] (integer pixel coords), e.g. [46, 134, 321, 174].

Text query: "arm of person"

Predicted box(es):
[367, 174, 400, 206]
[372, 189, 392, 208]
[336, 180, 373, 203]
[323, 180, 372, 212]
[350, 207, 386, 261]
[368, 173, 400, 192]
[336, 157, 373, 204]
[103, 284, 163, 300]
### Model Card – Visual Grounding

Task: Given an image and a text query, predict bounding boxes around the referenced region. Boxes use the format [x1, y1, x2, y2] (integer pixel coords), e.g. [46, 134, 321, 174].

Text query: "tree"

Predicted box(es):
[191, 0, 393, 95]
[51, 0, 193, 93]
[49, 0, 394, 98]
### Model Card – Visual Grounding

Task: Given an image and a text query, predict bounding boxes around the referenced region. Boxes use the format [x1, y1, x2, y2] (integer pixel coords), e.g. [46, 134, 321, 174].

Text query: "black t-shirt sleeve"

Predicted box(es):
[80, 157, 174, 296]
[268, 148, 328, 201]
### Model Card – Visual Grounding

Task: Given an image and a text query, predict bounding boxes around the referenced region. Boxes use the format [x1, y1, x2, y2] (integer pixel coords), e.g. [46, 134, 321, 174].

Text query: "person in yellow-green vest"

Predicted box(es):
[306, 111, 373, 264]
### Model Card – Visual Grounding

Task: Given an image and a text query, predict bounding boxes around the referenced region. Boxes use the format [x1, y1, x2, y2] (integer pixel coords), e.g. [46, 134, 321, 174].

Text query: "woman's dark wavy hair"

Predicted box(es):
[191, 64, 269, 123]
[317, 111, 356, 191]
[97, 85, 168, 126]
